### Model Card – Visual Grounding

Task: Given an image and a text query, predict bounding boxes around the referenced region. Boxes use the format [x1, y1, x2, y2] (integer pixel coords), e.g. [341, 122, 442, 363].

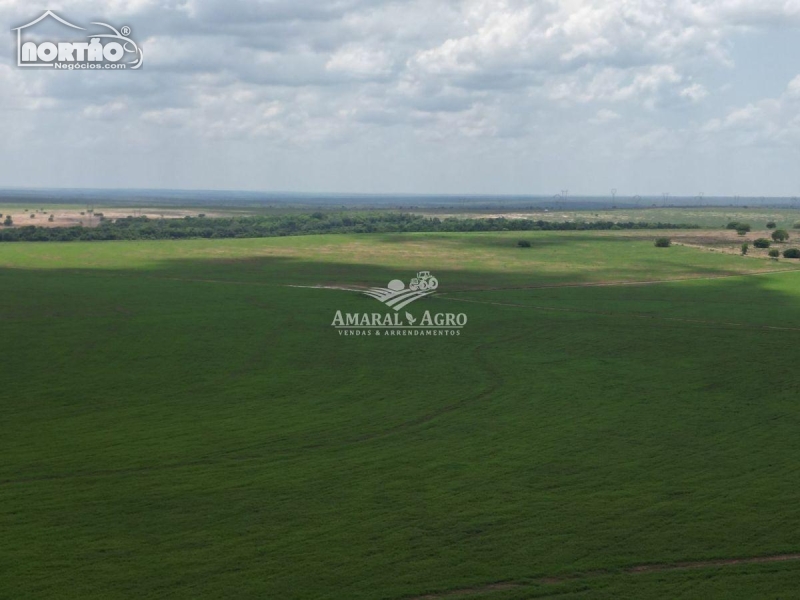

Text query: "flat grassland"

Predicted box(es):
[2, 231, 800, 599]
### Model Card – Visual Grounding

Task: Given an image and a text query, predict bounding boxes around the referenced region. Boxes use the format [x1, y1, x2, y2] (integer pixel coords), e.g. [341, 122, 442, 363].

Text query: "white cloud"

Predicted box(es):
[325, 45, 393, 78]
[590, 108, 621, 124]
[1, 0, 800, 192]
[680, 83, 709, 102]
[701, 74, 800, 147]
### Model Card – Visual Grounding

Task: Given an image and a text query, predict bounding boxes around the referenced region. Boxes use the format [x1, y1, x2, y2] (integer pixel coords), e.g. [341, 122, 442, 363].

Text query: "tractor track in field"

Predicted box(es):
[353, 331, 530, 444]
[158, 266, 800, 292]
[53, 264, 800, 292]
[405, 553, 800, 599]
[5, 269, 799, 485]
[0, 330, 527, 486]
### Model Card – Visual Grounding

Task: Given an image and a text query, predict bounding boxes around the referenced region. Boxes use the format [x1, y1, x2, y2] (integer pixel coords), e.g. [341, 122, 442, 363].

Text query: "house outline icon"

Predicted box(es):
[12, 10, 86, 68]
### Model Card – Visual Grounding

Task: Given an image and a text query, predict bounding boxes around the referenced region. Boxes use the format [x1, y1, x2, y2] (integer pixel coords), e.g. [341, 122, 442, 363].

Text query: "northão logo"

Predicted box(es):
[13, 11, 143, 70]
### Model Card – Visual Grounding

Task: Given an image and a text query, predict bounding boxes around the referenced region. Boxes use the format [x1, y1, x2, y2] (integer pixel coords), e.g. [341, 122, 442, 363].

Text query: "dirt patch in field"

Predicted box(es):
[665, 229, 782, 256]
[0, 207, 240, 229]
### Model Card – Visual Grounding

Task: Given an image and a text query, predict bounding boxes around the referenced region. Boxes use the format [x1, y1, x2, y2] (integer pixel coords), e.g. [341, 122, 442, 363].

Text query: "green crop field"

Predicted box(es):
[3, 231, 800, 599]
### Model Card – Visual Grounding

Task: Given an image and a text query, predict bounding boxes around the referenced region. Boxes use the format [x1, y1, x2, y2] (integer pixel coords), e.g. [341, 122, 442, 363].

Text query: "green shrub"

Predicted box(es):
[769, 249, 780, 258]
[517, 240, 531, 248]
[753, 238, 771, 248]
[0, 214, 703, 244]
[726, 221, 740, 230]
[3, 216, 12, 227]
[741, 243, 748, 255]
[782, 248, 800, 259]
[654, 237, 671, 248]
[772, 229, 789, 242]
[793, 222, 800, 229]
[766, 221, 777, 229]
[736, 223, 751, 235]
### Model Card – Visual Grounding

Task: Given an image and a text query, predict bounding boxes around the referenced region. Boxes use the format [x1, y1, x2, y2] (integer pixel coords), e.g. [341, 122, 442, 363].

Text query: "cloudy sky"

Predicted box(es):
[2, 0, 800, 196]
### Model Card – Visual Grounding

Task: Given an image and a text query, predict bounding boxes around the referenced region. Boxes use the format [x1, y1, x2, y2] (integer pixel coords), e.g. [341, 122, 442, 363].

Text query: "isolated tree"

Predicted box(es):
[753, 238, 771, 248]
[736, 223, 751, 235]
[772, 229, 789, 243]
[726, 221, 740, 230]
[3, 216, 12, 226]
[766, 221, 777, 229]
[783, 248, 800, 259]
[48, 214, 54, 222]
[769, 249, 780, 258]
[741, 243, 749, 255]
[30, 213, 35, 219]
[655, 237, 671, 247]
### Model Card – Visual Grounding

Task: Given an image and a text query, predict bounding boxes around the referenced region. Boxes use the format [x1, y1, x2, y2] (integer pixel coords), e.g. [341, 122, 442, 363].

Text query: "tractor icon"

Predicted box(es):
[409, 271, 438, 291]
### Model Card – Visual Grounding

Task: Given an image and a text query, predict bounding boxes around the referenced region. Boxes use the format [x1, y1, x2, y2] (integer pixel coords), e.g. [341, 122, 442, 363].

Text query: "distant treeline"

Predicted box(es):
[0, 213, 700, 242]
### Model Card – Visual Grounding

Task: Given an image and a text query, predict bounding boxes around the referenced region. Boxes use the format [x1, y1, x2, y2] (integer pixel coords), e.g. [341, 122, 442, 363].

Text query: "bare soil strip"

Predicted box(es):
[406, 553, 800, 599]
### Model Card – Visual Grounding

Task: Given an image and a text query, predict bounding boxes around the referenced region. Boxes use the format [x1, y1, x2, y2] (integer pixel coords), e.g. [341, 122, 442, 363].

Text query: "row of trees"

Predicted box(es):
[0, 213, 700, 242]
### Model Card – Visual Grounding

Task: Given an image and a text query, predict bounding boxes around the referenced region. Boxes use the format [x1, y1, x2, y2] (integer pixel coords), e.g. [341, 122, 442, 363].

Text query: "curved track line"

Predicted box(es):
[0, 330, 526, 487]
[354, 331, 529, 444]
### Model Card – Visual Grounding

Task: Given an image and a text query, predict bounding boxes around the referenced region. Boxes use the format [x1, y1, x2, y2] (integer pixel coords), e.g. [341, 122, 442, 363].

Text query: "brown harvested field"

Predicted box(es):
[0, 207, 246, 228]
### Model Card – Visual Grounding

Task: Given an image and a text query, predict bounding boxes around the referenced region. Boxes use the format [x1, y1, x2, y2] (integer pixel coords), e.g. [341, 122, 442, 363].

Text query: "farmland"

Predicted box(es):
[3, 227, 800, 598]
[421, 206, 800, 230]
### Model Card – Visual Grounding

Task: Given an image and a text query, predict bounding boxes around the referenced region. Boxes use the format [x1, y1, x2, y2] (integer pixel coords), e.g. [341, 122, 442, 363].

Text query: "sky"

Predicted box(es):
[2, 0, 800, 197]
